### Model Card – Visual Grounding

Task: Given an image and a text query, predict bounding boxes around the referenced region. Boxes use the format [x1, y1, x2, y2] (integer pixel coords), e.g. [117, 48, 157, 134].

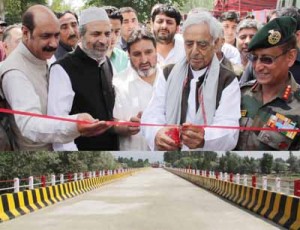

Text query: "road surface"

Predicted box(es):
[0, 168, 282, 230]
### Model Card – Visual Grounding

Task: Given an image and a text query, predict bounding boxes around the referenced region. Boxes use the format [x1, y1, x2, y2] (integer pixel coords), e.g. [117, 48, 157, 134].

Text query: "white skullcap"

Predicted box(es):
[79, 7, 109, 26]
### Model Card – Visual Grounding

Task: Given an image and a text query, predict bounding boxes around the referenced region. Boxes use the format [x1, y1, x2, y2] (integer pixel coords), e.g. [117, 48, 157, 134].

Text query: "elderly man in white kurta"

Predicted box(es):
[113, 29, 162, 150]
[141, 12, 241, 151]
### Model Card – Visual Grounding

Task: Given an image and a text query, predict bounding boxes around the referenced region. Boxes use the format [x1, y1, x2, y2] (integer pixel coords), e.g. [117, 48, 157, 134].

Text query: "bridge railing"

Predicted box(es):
[0, 168, 129, 194]
[173, 168, 299, 196]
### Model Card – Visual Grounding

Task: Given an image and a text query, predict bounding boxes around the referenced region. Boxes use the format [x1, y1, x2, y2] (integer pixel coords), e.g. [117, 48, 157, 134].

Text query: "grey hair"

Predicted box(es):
[182, 11, 220, 41]
[236, 19, 262, 34]
[79, 24, 87, 36]
[216, 21, 224, 38]
[2, 24, 22, 42]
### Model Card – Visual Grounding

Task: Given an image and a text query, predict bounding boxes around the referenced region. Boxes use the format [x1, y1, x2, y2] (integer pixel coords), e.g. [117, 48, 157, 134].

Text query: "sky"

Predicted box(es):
[65, 0, 84, 9]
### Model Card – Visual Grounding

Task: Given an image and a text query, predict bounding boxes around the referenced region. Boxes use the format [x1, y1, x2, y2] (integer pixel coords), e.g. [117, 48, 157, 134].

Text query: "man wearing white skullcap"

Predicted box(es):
[48, 7, 120, 151]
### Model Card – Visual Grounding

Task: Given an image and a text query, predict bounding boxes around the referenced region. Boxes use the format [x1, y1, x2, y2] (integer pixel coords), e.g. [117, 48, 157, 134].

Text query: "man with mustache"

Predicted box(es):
[236, 19, 261, 70]
[151, 4, 185, 67]
[0, 5, 110, 150]
[48, 7, 119, 151]
[141, 12, 241, 151]
[113, 29, 160, 150]
[54, 10, 79, 60]
[236, 17, 300, 150]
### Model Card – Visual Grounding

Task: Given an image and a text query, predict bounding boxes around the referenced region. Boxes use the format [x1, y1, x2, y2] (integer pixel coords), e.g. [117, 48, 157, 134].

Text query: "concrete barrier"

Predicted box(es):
[166, 168, 300, 230]
[0, 169, 140, 222]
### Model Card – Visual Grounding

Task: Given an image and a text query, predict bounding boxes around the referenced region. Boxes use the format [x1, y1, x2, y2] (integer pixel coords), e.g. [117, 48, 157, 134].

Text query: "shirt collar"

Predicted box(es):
[251, 72, 298, 100]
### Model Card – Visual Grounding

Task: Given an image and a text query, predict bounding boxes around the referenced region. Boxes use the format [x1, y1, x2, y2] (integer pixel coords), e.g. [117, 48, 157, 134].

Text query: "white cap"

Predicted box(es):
[79, 7, 109, 26]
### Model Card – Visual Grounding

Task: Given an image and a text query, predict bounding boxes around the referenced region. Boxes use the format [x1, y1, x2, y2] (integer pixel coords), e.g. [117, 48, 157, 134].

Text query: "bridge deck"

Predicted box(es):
[0, 168, 282, 230]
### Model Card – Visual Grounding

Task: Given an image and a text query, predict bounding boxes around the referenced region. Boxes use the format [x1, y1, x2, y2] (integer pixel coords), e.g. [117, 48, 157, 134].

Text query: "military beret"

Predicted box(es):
[220, 11, 239, 22]
[248, 16, 297, 52]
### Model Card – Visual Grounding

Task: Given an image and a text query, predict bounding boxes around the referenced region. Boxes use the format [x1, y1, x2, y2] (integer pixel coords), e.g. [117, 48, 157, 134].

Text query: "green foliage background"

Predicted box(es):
[0, 151, 149, 194]
[164, 151, 300, 176]
[2, 0, 215, 24]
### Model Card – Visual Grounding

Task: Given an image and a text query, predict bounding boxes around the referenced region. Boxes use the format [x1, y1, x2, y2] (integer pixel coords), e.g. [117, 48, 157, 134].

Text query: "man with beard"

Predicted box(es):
[48, 7, 118, 151]
[53, 10, 79, 61]
[113, 29, 161, 150]
[141, 12, 240, 151]
[0, 5, 110, 150]
[151, 4, 185, 67]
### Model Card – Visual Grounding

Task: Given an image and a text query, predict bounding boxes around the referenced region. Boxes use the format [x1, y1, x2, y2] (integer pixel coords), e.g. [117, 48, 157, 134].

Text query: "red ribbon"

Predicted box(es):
[1, 108, 300, 133]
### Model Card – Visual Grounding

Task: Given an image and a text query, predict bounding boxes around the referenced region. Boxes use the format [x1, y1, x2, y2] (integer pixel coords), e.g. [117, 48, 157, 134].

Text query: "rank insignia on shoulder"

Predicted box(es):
[294, 88, 300, 101]
[241, 110, 247, 117]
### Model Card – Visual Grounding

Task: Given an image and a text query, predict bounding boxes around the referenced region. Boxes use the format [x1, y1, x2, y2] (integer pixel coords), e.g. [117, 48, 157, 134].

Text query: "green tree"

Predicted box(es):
[173, 157, 197, 169]
[240, 156, 258, 174]
[225, 152, 241, 173]
[181, 0, 214, 13]
[85, 0, 185, 22]
[273, 158, 288, 174]
[287, 153, 300, 173]
[260, 153, 273, 174]
[49, 0, 72, 13]
[4, 0, 47, 24]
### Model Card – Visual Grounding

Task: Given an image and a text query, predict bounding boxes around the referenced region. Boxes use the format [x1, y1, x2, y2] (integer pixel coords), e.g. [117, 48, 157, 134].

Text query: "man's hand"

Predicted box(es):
[128, 112, 142, 135]
[155, 127, 181, 151]
[181, 123, 205, 149]
[114, 112, 141, 136]
[77, 113, 111, 137]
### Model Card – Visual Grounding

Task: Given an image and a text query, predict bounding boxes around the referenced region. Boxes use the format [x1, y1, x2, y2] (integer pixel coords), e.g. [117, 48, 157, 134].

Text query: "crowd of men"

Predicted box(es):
[0, 4, 299, 151]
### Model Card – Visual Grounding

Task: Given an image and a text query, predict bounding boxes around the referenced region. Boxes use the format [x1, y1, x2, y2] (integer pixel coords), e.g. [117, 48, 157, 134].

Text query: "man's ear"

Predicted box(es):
[214, 38, 220, 46]
[287, 48, 297, 68]
[296, 30, 300, 47]
[3, 41, 8, 52]
[22, 25, 30, 41]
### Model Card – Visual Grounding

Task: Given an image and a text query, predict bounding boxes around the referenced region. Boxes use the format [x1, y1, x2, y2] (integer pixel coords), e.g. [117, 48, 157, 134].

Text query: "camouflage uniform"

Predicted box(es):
[236, 75, 300, 150]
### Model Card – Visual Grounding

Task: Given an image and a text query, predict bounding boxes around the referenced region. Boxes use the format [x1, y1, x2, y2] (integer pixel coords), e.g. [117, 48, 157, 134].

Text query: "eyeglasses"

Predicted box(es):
[247, 50, 290, 65]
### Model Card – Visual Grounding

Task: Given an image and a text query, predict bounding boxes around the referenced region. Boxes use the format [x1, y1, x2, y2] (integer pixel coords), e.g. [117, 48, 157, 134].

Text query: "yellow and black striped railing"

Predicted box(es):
[166, 168, 300, 230]
[0, 169, 142, 222]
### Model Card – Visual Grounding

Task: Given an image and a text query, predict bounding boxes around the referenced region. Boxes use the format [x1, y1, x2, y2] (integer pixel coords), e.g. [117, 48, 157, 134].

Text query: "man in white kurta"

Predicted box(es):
[141, 12, 241, 151]
[0, 5, 109, 151]
[151, 5, 185, 68]
[113, 29, 161, 150]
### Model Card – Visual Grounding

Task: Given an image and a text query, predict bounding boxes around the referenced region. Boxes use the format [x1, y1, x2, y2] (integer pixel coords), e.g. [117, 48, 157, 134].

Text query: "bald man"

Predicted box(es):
[0, 5, 110, 151]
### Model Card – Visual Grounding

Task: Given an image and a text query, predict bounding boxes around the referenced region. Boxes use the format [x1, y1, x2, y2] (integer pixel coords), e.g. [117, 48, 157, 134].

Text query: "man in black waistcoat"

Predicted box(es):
[48, 7, 119, 151]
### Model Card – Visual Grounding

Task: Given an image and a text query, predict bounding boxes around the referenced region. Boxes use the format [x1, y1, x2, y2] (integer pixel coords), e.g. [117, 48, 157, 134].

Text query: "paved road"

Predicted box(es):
[0, 168, 282, 230]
